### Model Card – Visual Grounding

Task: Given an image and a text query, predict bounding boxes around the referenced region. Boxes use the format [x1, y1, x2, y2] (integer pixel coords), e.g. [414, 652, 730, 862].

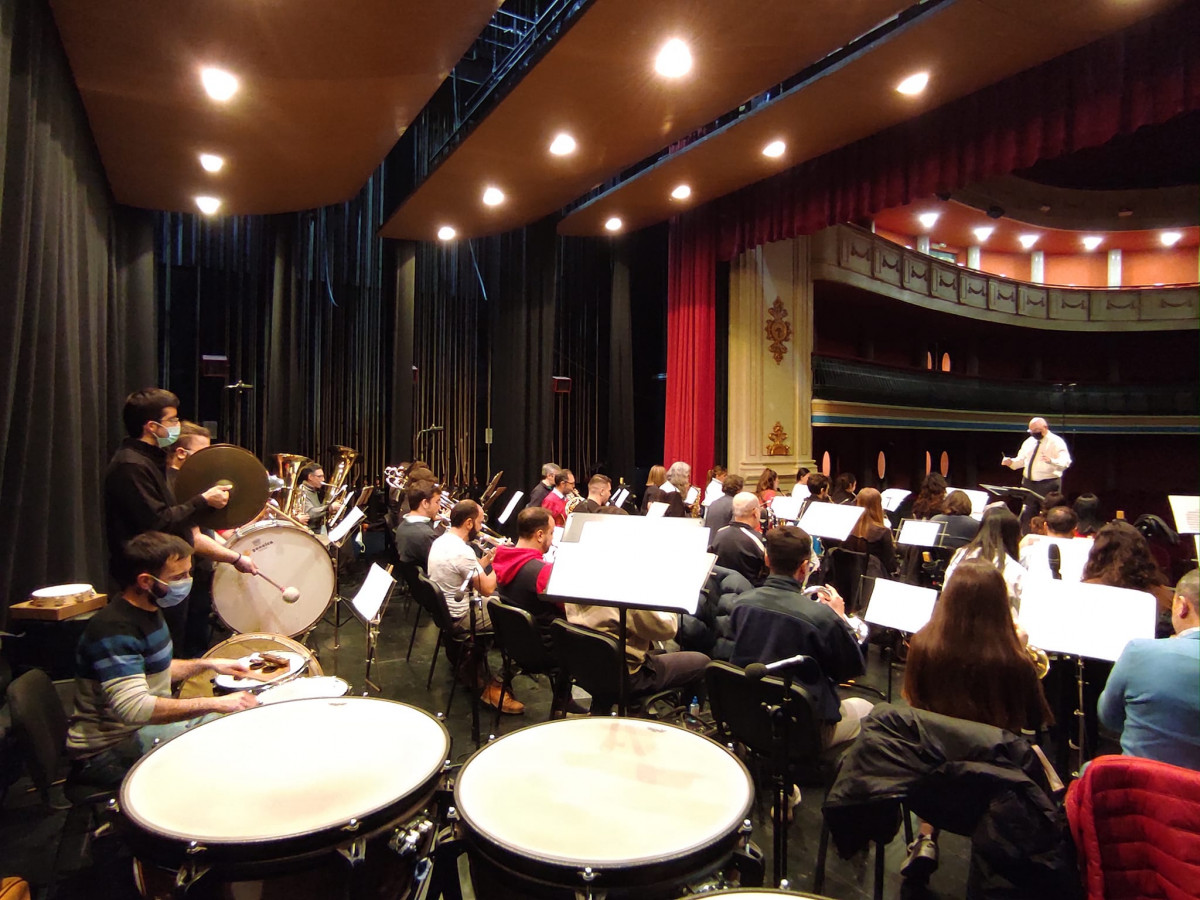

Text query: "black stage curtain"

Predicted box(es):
[0, 0, 156, 621]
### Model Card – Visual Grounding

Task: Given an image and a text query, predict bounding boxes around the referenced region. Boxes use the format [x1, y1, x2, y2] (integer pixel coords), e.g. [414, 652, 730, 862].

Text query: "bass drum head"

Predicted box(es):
[178, 634, 322, 699]
[212, 522, 334, 636]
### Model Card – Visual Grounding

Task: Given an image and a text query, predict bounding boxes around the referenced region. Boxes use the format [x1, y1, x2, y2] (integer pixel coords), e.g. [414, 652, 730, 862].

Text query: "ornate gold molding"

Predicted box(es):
[766, 421, 790, 456]
[764, 297, 793, 364]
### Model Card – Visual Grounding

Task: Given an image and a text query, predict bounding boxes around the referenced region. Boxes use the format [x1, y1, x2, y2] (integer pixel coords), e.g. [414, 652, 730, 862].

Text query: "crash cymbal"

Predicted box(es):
[174, 444, 270, 531]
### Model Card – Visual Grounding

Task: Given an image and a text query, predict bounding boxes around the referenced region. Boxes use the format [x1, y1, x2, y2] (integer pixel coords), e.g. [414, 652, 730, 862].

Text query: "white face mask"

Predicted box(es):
[154, 422, 181, 447]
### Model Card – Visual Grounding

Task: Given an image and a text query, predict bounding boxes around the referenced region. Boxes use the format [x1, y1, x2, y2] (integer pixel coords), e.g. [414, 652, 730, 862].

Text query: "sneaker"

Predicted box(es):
[901, 833, 939, 881]
[480, 682, 525, 715]
[769, 784, 803, 823]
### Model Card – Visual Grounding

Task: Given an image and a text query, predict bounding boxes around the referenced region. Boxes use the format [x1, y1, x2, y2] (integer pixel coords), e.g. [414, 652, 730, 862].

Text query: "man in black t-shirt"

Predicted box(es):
[394, 480, 443, 570]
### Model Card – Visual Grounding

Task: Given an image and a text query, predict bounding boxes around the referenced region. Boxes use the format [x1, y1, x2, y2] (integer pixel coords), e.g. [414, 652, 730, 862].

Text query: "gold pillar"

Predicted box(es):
[727, 236, 816, 488]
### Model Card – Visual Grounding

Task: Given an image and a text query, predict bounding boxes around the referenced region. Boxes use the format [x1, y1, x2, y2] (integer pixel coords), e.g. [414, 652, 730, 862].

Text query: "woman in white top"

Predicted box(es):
[944, 506, 1028, 610]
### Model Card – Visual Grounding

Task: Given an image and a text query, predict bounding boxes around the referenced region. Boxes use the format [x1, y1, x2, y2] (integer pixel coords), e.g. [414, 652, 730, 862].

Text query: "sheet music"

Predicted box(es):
[1168, 495, 1200, 534]
[1018, 581, 1156, 662]
[685, 486, 700, 506]
[796, 502, 864, 540]
[328, 505, 365, 544]
[646, 501, 669, 518]
[880, 489, 911, 512]
[498, 491, 524, 525]
[863, 579, 938, 634]
[770, 495, 803, 521]
[896, 519, 943, 548]
[946, 487, 988, 518]
[612, 487, 630, 507]
[350, 563, 395, 623]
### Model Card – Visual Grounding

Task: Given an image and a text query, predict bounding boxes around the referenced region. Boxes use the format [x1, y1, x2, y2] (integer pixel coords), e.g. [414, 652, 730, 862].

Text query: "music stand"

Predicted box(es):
[946, 486, 989, 521]
[797, 503, 864, 541]
[347, 563, 397, 692]
[895, 519, 944, 548]
[1168, 495, 1200, 534]
[497, 491, 524, 526]
[769, 495, 803, 522]
[323, 506, 367, 649]
[982, 483, 1048, 509]
[880, 489, 911, 513]
[861, 578, 938, 701]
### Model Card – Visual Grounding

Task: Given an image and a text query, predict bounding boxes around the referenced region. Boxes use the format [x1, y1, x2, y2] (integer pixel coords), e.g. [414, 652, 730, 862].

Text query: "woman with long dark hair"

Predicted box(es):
[945, 506, 1027, 608]
[1084, 519, 1174, 630]
[842, 487, 897, 578]
[911, 473, 948, 520]
[754, 467, 779, 505]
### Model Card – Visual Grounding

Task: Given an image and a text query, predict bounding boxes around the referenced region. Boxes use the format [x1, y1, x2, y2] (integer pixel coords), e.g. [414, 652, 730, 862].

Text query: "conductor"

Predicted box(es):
[1001, 417, 1072, 526]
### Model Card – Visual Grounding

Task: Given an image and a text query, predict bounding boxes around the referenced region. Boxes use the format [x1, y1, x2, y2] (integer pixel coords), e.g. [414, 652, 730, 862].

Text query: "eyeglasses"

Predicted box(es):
[156, 416, 181, 426]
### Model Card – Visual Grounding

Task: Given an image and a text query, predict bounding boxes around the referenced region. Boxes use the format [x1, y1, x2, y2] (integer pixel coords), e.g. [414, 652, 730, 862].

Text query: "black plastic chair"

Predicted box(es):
[399, 562, 430, 661]
[416, 571, 488, 715]
[824, 547, 869, 615]
[486, 599, 565, 727]
[548, 620, 680, 718]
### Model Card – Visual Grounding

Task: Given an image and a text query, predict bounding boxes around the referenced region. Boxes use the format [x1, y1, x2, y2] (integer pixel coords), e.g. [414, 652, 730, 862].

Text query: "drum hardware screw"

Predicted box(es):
[579, 866, 596, 883]
[446, 806, 459, 821]
[779, 878, 791, 890]
[487, 733, 497, 743]
[436, 712, 445, 721]
[185, 841, 206, 856]
[105, 798, 119, 814]
[338, 837, 367, 867]
[342, 818, 361, 833]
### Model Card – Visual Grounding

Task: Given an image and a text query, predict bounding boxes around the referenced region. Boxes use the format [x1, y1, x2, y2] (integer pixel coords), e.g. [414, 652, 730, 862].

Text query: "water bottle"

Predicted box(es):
[687, 696, 701, 730]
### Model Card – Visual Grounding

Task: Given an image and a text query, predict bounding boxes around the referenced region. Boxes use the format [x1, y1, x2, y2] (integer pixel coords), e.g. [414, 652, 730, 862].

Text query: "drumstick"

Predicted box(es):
[253, 571, 301, 603]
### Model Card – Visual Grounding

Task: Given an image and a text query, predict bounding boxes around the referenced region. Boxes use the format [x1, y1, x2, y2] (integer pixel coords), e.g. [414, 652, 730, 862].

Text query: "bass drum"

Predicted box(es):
[177, 634, 322, 700]
[455, 717, 755, 899]
[212, 521, 334, 636]
[124, 698, 450, 900]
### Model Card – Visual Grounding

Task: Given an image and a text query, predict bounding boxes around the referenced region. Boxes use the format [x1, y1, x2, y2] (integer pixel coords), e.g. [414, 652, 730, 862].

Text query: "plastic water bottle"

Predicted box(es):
[687, 696, 701, 730]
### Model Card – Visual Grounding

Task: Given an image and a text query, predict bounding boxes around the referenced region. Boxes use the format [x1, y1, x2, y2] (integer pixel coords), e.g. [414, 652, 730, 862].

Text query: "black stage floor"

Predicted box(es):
[1, 557, 974, 900]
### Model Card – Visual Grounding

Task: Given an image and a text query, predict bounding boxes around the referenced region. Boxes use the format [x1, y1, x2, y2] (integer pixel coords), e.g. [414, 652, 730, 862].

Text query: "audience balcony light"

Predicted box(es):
[549, 133, 577, 156]
[198, 153, 225, 173]
[195, 196, 221, 215]
[1018, 234, 1040, 250]
[1160, 231, 1183, 247]
[670, 184, 692, 201]
[895, 71, 930, 96]
[604, 217, 623, 232]
[482, 186, 505, 207]
[972, 226, 994, 243]
[917, 212, 939, 230]
[761, 140, 786, 158]
[200, 68, 239, 102]
[1081, 235, 1103, 251]
[437, 225, 457, 241]
[654, 38, 692, 78]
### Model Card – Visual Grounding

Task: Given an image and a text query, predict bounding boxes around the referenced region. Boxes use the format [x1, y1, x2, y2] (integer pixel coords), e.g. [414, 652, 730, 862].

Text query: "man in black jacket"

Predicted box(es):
[525, 462, 560, 511]
[393, 480, 443, 570]
[708, 492, 767, 585]
[730, 525, 872, 747]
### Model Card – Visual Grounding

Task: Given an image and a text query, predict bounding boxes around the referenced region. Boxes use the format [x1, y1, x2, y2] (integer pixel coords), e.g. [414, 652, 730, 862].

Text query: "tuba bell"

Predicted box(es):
[325, 445, 358, 499]
[275, 452, 315, 520]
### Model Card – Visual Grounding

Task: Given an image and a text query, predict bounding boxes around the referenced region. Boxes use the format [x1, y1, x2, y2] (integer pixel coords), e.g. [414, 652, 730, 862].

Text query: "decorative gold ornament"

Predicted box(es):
[766, 421, 790, 456]
[764, 297, 792, 364]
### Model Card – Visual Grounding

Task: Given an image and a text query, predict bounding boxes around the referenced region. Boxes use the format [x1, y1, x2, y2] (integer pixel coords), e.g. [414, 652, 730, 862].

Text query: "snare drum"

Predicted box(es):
[178, 633, 321, 700]
[122, 698, 450, 899]
[212, 521, 335, 636]
[454, 717, 755, 899]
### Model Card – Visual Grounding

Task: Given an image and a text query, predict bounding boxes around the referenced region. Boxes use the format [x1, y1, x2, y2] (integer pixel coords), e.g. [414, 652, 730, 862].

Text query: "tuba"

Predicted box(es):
[275, 452, 314, 520]
[325, 445, 358, 500]
[564, 490, 585, 515]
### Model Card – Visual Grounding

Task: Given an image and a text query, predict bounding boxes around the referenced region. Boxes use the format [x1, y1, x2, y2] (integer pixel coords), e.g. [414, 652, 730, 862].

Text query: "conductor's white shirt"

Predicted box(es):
[1004, 430, 1072, 482]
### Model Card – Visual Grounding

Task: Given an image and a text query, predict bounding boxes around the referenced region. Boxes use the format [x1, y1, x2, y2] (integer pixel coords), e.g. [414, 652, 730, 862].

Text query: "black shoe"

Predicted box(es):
[901, 833, 939, 881]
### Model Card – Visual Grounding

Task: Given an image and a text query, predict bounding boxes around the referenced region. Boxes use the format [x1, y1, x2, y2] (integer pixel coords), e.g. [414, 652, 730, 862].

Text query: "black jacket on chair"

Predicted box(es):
[823, 704, 1077, 900]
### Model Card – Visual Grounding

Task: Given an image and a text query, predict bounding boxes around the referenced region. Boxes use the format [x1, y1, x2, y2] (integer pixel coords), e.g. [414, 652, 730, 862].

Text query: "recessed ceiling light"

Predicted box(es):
[437, 225, 457, 241]
[654, 38, 692, 78]
[670, 184, 692, 201]
[1018, 234, 1039, 250]
[762, 140, 786, 158]
[198, 153, 225, 173]
[1160, 231, 1183, 247]
[973, 226, 994, 243]
[604, 217, 623, 232]
[917, 212, 939, 230]
[549, 133, 577, 156]
[195, 196, 221, 215]
[1081, 235, 1103, 251]
[482, 186, 505, 207]
[895, 71, 930, 96]
[200, 67, 239, 102]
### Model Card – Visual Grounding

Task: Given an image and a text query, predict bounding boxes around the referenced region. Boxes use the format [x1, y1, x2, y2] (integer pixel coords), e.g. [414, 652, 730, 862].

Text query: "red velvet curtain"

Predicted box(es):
[664, 208, 716, 484]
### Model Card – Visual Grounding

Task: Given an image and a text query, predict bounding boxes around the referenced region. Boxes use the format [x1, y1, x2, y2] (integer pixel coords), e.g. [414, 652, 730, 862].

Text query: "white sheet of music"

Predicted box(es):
[863, 579, 937, 634]
[498, 490, 524, 524]
[770, 495, 803, 521]
[685, 486, 700, 506]
[612, 487, 630, 507]
[880, 488, 911, 512]
[797, 502, 864, 540]
[946, 487, 989, 518]
[1018, 581, 1156, 662]
[646, 501, 669, 518]
[896, 519, 942, 547]
[328, 505, 365, 544]
[1168, 495, 1200, 534]
[350, 563, 395, 623]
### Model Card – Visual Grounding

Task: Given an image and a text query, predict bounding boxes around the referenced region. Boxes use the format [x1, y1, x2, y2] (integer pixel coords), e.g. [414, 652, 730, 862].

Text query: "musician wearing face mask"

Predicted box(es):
[1002, 417, 1072, 527]
[66, 533, 258, 786]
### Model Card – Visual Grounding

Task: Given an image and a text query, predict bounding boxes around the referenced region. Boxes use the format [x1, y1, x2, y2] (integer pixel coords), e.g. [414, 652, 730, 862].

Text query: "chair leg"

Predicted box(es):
[406, 608, 422, 661]
[446, 662, 458, 716]
[902, 803, 914, 845]
[813, 820, 830, 893]
[874, 838, 885, 900]
[426, 630, 443, 690]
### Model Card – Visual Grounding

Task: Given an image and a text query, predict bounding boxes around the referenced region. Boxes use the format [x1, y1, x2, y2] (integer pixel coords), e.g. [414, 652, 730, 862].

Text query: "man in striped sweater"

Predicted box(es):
[67, 532, 258, 785]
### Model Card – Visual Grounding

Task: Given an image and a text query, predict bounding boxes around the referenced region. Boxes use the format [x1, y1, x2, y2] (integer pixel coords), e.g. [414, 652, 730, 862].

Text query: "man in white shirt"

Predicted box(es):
[1002, 417, 1072, 528]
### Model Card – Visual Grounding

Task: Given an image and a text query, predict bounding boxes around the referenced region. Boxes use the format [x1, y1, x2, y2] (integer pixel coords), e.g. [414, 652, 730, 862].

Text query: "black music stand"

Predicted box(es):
[981, 483, 1048, 507]
[322, 506, 367, 649]
[860, 577, 938, 702]
[345, 563, 397, 693]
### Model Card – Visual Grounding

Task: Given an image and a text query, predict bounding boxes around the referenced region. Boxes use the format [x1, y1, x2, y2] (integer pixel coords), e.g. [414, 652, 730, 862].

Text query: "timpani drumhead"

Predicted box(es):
[121, 698, 448, 846]
[455, 717, 753, 868]
[178, 633, 322, 699]
[212, 521, 335, 636]
[257, 676, 349, 705]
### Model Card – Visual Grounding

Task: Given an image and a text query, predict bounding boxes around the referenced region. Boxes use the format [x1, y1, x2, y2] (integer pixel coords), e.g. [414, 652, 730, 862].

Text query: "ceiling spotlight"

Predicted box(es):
[973, 226, 994, 243]
[195, 196, 221, 215]
[437, 225, 457, 241]
[200, 67, 239, 102]
[1018, 234, 1040, 250]
[604, 217, 623, 232]
[1160, 231, 1183, 247]
[670, 184, 692, 201]
[549, 133, 577, 156]
[762, 140, 786, 158]
[895, 71, 930, 96]
[482, 186, 505, 207]
[917, 212, 939, 230]
[198, 153, 225, 173]
[1081, 235, 1103, 251]
[654, 38, 692, 78]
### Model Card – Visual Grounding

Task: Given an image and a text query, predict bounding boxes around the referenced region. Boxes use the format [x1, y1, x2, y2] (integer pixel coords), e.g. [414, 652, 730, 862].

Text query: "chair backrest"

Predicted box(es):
[550, 620, 624, 705]
[705, 660, 825, 770]
[826, 547, 868, 613]
[6, 669, 67, 799]
[397, 561, 424, 598]
[415, 571, 456, 630]
[487, 599, 555, 672]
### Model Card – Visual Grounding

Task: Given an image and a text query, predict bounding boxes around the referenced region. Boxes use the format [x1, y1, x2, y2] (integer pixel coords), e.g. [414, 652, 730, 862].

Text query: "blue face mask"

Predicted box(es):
[151, 575, 193, 608]
[154, 422, 182, 448]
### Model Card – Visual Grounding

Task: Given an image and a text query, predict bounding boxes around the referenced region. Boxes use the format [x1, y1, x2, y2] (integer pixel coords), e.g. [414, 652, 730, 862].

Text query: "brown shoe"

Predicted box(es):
[480, 682, 525, 715]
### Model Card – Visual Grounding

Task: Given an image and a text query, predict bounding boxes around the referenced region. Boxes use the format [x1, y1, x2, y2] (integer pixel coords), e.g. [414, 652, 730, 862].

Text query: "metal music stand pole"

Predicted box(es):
[467, 588, 483, 749]
[617, 608, 628, 716]
[763, 668, 797, 889]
